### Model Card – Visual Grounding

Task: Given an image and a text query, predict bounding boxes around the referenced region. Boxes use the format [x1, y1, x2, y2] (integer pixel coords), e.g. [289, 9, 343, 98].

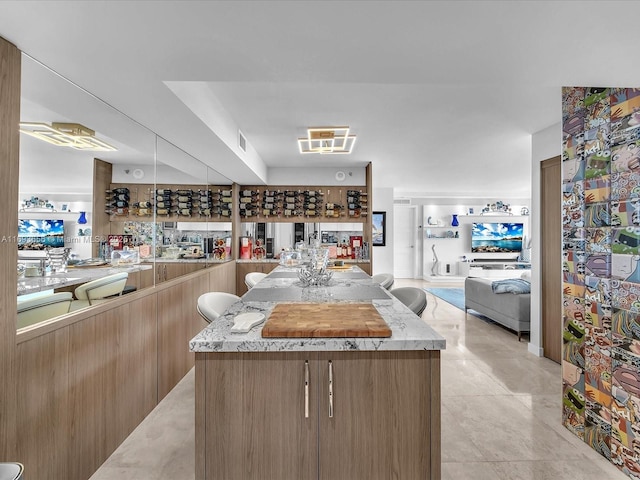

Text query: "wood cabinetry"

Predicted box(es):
[126, 267, 155, 290]
[196, 350, 440, 480]
[352, 262, 371, 275]
[155, 261, 205, 283]
[13, 262, 236, 480]
[235, 262, 278, 296]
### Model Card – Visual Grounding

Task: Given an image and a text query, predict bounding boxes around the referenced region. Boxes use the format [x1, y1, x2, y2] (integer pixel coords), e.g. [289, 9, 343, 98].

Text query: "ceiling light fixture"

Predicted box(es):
[298, 126, 356, 154]
[19, 122, 117, 152]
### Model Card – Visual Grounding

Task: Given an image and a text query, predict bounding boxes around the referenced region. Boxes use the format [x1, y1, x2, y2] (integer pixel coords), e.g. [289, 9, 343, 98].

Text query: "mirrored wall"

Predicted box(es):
[17, 53, 233, 324]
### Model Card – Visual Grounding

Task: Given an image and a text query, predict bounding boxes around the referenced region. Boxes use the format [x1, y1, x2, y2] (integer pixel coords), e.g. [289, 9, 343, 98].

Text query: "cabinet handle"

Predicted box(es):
[163, 264, 167, 281]
[328, 360, 334, 418]
[304, 360, 310, 419]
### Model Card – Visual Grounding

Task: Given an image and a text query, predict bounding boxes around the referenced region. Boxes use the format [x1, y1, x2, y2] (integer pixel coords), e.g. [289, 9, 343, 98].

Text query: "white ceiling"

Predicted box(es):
[3, 1, 640, 198]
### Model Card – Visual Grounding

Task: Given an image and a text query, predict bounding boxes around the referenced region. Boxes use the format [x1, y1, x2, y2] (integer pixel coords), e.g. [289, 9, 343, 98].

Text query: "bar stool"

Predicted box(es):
[17, 292, 73, 329]
[69, 271, 129, 311]
[197, 292, 241, 323]
[0, 463, 23, 480]
[372, 273, 394, 290]
[390, 287, 427, 317]
[244, 272, 267, 289]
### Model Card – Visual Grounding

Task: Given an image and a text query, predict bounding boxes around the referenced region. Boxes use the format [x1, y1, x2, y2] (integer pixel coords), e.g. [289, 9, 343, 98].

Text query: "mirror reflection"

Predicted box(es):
[240, 222, 367, 261]
[16, 53, 232, 328]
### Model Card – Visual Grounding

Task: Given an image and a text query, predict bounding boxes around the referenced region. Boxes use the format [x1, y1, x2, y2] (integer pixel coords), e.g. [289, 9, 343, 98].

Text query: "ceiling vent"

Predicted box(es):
[394, 198, 412, 205]
[238, 130, 247, 153]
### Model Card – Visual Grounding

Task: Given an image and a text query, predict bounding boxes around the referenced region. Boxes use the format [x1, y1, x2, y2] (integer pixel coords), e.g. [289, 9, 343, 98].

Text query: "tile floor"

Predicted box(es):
[90, 278, 628, 480]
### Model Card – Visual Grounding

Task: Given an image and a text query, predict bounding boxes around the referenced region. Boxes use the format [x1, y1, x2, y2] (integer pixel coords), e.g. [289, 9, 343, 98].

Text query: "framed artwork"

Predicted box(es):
[372, 211, 386, 246]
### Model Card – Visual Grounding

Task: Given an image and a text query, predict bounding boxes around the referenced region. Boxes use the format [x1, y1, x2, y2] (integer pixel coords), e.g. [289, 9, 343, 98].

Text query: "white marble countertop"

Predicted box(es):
[17, 264, 152, 296]
[141, 258, 231, 264]
[190, 266, 445, 353]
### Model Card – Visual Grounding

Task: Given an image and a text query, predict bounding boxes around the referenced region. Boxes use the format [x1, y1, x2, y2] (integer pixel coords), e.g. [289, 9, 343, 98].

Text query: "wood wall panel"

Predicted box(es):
[157, 270, 212, 399]
[12, 263, 233, 480]
[541, 157, 562, 363]
[92, 159, 113, 258]
[15, 293, 159, 480]
[209, 261, 236, 293]
[15, 329, 71, 479]
[0, 35, 20, 462]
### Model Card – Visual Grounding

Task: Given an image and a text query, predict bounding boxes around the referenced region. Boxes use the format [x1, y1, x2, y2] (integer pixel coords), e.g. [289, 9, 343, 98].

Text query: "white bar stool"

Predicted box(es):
[0, 463, 23, 480]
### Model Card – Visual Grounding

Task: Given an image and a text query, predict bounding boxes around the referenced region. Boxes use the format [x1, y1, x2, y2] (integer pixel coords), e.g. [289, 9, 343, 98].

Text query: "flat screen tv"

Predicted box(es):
[471, 222, 523, 253]
[18, 219, 65, 248]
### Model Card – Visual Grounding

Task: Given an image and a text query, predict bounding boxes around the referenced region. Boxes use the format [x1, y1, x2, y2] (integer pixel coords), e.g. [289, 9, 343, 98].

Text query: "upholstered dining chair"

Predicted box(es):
[389, 287, 428, 317]
[372, 273, 394, 290]
[17, 292, 73, 329]
[197, 292, 241, 323]
[69, 271, 129, 311]
[244, 272, 267, 289]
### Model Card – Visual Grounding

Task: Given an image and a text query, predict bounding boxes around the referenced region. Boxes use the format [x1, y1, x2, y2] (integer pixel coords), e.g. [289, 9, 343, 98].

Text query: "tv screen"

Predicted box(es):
[18, 219, 65, 248]
[471, 222, 523, 253]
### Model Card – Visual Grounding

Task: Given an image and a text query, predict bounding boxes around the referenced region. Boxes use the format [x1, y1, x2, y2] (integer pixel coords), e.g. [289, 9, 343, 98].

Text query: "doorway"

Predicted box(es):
[541, 156, 562, 363]
[393, 205, 417, 278]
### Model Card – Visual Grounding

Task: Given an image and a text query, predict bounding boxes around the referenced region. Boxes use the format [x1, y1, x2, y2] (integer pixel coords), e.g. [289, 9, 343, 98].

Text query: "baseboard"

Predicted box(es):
[528, 342, 543, 357]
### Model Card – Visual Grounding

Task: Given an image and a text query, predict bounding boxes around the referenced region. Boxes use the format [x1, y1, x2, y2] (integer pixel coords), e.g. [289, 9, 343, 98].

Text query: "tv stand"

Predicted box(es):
[459, 260, 530, 279]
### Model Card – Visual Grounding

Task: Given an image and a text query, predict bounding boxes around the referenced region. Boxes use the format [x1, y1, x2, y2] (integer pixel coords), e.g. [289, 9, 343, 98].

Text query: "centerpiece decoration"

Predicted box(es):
[297, 248, 333, 286]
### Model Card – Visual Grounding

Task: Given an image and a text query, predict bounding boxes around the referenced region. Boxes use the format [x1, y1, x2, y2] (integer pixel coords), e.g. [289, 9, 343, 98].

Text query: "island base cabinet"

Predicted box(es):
[318, 351, 440, 480]
[196, 350, 440, 480]
[196, 352, 318, 480]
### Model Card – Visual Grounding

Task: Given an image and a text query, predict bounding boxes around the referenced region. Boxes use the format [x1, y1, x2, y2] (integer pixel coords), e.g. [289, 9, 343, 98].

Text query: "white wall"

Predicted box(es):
[403, 196, 531, 279]
[372, 187, 394, 275]
[268, 167, 366, 186]
[529, 121, 562, 357]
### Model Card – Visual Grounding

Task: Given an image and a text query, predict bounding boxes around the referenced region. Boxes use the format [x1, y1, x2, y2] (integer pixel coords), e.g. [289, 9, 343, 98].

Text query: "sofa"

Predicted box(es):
[464, 276, 531, 341]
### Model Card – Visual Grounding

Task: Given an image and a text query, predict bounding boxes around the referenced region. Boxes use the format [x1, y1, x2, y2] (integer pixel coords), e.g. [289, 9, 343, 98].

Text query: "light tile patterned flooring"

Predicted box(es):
[90, 278, 628, 480]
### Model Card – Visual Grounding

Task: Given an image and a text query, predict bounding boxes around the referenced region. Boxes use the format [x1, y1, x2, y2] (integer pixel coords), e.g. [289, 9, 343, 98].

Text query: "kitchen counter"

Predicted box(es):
[194, 265, 443, 480]
[190, 265, 445, 352]
[235, 258, 370, 264]
[17, 264, 152, 296]
[142, 258, 231, 264]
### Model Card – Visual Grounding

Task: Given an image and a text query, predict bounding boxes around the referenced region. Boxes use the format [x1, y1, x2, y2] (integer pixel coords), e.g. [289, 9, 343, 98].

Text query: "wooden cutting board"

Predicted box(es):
[261, 303, 391, 338]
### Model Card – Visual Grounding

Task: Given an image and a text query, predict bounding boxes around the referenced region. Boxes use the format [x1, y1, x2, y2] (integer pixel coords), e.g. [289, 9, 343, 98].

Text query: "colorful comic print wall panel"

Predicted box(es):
[562, 86, 640, 478]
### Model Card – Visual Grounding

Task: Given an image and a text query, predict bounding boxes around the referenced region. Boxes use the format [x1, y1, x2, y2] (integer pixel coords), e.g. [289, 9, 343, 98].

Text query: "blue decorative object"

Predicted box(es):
[451, 214, 459, 227]
[77, 211, 87, 224]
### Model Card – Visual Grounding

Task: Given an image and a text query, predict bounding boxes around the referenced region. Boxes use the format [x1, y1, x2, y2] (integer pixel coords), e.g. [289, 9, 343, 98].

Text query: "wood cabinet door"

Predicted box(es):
[262, 262, 277, 274]
[236, 262, 277, 296]
[317, 351, 439, 480]
[164, 262, 186, 281]
[199, 352, 318, 480]
[235, 263, 252, 296]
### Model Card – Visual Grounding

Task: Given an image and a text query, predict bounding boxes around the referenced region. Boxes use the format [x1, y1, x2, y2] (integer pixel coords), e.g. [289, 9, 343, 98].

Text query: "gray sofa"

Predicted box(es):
[464, 277, 530, 340]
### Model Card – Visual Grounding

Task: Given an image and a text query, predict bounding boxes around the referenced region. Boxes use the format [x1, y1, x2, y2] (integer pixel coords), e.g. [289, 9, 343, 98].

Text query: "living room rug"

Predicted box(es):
[424, 287, 484, 319]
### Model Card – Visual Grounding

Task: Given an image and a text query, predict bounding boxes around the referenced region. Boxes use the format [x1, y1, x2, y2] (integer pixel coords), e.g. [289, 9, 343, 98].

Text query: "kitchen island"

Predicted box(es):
[191, 266, 445, 480]
[17, 264, 153, 296]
